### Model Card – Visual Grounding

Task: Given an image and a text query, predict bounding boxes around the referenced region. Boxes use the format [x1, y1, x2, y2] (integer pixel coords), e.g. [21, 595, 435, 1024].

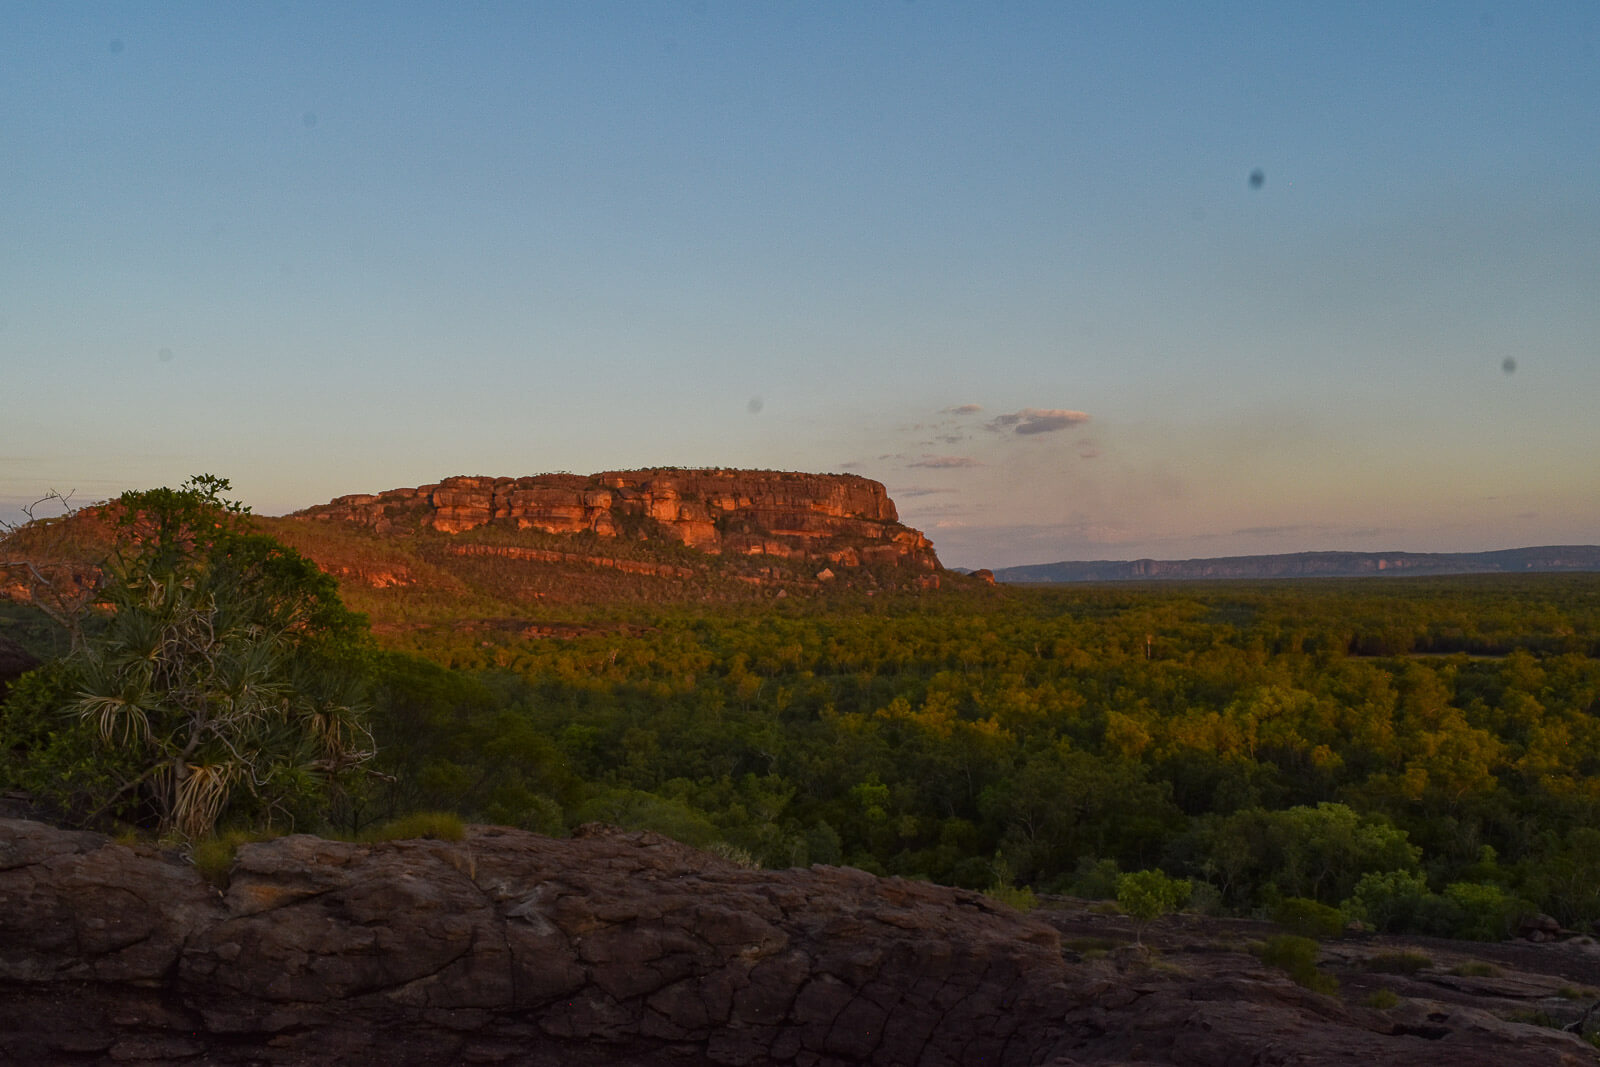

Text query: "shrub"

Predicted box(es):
[1440, 881, 1522, 941]
[1448, 960, 1500, 977]
[0, 477, 373, 840]
[1069, 857, 1122, 900]
[1259, 933, 1318, 971]
[1273, 897, 1347, 938]
[190, 828, 282, 887]
[1117, 869, 1190, 946]
[1363, 989, 1401, 1010]
[985, 883, 1039, 912]
[1343, 869, 1433, 933]
[366, 811, 467, 842]
[986, 855, 1039, 912]
[1363, 951, 1431, 975]
[1185, 881, 1226, 916]
[708, 841, 760, 869]
[1258, 934, 1338, 993]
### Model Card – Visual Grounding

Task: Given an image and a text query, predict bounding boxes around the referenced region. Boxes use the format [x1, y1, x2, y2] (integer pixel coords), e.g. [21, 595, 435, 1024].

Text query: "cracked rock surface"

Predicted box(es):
[1, 817, 1594, 1065]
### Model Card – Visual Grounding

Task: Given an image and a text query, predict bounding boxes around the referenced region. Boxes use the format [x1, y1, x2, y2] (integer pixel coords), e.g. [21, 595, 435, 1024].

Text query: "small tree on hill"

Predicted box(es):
[1, 488, 103, 651]
[1117, 868, 1191, 948]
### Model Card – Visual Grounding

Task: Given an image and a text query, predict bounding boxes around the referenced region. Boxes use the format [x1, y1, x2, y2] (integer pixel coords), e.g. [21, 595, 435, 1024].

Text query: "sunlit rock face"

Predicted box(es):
[299, 468, 941, 572]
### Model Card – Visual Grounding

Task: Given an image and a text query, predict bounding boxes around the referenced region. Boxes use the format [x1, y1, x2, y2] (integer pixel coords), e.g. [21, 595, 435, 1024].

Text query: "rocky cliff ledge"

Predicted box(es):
[2, 818, 1593, 1066]
[294, 469, 941, 574]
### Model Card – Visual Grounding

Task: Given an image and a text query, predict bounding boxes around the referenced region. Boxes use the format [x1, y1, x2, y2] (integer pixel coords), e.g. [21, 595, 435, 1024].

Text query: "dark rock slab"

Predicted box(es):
[1, 818, 1595, 1066]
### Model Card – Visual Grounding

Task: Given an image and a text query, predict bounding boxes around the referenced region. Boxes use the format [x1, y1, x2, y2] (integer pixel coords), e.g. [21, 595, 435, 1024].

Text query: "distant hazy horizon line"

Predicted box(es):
[980, 545, 1600, 582]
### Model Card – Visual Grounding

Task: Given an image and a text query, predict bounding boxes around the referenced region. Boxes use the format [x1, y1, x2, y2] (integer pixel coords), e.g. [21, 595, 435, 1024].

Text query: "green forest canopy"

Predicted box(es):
[4, 514, 1599, 939]
[356, 573, 1600, 935]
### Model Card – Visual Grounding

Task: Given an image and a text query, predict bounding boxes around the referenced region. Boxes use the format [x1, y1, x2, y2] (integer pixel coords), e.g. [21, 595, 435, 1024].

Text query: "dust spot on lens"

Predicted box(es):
[747, 397, 764, 415]
[1502, 357, 1517, 375]
[1249, 169, 1265, 190]
[158, 347, 174, 363]
[109, 39, 124, 54]
[302, 111, 318, 128]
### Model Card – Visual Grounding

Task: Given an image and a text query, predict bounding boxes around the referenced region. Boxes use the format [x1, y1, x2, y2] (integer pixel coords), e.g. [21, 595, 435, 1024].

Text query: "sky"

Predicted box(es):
[2, 3, 1596, 570]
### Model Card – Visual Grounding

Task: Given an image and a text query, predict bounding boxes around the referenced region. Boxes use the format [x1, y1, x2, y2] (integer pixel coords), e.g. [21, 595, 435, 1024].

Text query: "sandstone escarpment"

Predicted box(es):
[295, 469, 941, 575]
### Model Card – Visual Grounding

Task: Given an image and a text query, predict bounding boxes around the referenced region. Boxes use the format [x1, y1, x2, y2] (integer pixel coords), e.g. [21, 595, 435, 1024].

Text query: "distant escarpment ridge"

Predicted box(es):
[990, 546, 1600, 584]
[262, 469, 944, 605]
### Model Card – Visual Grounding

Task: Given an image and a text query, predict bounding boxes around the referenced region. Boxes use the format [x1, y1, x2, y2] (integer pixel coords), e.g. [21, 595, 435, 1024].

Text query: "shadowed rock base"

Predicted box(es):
[0, 818, 1593, 1065]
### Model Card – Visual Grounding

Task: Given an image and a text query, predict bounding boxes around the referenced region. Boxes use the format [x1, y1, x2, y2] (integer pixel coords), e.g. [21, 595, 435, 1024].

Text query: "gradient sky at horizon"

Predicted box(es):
[3, 2, 1596, 569]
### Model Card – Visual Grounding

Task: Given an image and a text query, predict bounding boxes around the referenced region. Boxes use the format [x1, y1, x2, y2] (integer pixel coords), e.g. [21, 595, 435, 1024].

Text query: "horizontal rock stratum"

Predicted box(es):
[2, 817, 1593, 1066]
[294, 468, 941, 574]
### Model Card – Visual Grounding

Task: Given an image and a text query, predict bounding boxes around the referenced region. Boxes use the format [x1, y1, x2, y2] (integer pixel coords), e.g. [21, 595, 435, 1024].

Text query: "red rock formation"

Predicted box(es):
[297, 469, 942, 573]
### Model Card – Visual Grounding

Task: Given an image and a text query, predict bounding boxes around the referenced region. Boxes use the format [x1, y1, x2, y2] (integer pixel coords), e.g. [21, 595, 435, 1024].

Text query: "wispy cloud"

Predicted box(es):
[908, 455, 983, 469]
[943, 404, 983, 415]
[1224, 523, 1394, 541]
[987, 408, 1091, 435]
[892, 486, 960, 498]
[1230, 524, 1313, 537]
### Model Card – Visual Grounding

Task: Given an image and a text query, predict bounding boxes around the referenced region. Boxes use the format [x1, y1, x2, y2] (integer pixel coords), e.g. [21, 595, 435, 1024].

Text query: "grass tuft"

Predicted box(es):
[1448, 960, 1500, 977]
[190, 828, 282, 887]
[1257, 934, 1339, 994]
[985, 883, 1039, 913]
[1363, 989, 1401, 1010]
[364, 811, 467, 842]
[1363, 951, 1431, 975]
[1272, 897, 1347, 938]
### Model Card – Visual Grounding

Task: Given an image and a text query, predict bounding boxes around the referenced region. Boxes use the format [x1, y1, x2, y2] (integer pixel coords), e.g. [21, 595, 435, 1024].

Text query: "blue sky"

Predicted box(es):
[3, 3, 1596, 568]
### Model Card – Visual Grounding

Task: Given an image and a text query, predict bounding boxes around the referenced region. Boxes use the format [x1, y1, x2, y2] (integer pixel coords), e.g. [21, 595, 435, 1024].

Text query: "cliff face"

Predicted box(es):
[295, 469, 941, 574]
[2, 817, 1594, 1066]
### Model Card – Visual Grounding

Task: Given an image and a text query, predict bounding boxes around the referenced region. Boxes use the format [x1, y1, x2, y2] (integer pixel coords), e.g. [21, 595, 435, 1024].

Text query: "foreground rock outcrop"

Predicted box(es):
[1, 818, 1594, 1066]
[0, 818, 1067, 1065]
